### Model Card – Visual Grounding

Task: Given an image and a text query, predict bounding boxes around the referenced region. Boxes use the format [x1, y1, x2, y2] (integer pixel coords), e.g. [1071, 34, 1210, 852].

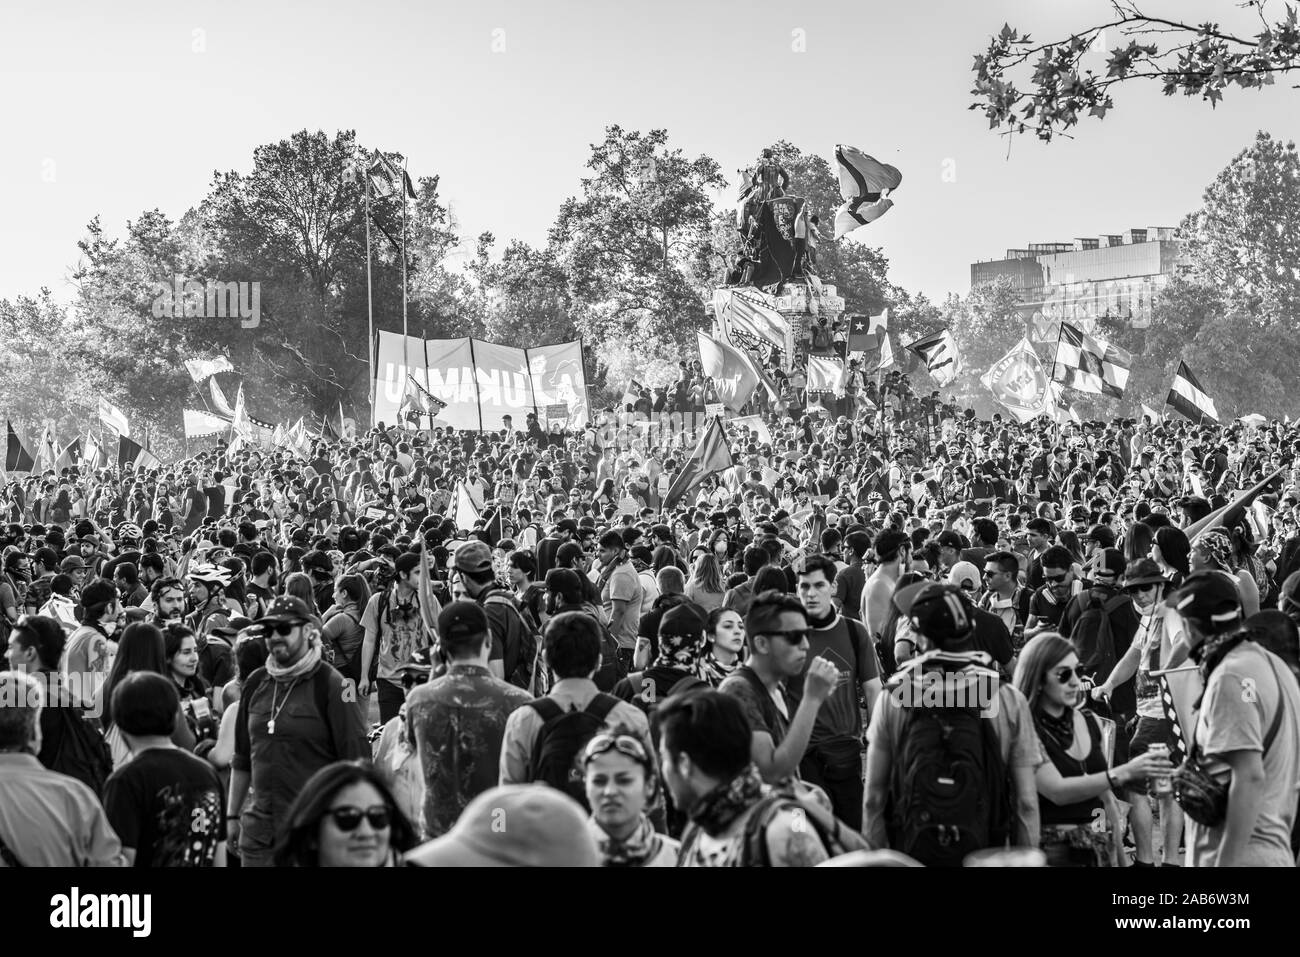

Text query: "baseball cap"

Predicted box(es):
[555, 519, 579, 536]
[893, 581, 974, 646]
[1169, 570, 1243, 632]
[404, 785, 598, 867]
[453, 540, 493, 575]
[438, 600, 488, 640]
[256, 595, 314, 625]
[658, 604, 706, 641]
[1093, 548, 1126, 580]
[59, 556, 86, 572]
[948, 561, 981, 591]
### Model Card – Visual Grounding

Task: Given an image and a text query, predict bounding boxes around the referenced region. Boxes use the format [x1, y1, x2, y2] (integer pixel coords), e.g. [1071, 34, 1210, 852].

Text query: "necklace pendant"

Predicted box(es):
[267, 719, 276, 735]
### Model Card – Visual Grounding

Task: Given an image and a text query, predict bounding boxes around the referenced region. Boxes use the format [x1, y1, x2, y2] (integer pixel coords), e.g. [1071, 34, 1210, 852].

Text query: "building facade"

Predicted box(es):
[971, 228, 1185, 331]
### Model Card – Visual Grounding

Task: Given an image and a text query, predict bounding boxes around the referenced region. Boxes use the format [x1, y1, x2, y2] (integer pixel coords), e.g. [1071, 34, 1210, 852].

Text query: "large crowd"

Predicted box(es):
[2, 365, 1299, 868]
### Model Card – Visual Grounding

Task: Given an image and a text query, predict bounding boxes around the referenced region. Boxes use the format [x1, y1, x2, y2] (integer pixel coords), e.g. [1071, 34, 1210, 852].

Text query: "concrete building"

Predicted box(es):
[971, 228, 1185, 331]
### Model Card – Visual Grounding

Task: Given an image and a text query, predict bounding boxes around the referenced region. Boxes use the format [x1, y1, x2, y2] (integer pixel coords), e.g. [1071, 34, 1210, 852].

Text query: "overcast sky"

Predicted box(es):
[2, 0, 1295, 305]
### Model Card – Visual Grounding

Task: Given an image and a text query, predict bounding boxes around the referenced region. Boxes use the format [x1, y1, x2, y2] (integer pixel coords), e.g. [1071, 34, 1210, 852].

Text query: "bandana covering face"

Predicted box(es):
[689, 763, 765, 837]
[653, 629, 700, 670]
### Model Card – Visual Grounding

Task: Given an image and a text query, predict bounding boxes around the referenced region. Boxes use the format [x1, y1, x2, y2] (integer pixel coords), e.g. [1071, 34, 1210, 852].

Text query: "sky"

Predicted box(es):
[1, 0, 1296, 307]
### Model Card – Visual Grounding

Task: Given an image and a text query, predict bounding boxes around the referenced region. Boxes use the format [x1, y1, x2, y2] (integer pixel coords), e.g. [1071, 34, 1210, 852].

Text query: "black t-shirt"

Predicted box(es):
[969, 608, 1014, 668]
[204, 485, 226, 521]
[103, 747, 224, 867]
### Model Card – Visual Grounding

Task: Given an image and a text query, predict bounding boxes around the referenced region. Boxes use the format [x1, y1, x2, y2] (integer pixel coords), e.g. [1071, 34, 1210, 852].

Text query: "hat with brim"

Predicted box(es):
[1121, 558, 1166, 590]
[403, 785, 598, 868]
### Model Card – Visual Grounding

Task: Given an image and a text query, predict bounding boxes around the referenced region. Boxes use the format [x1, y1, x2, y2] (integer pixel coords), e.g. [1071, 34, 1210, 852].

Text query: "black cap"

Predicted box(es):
[438, 600, 488, 640]
[256, 595, 314, 625]
[893, 581, 974, 646]
[1170, 570, 1242, 632]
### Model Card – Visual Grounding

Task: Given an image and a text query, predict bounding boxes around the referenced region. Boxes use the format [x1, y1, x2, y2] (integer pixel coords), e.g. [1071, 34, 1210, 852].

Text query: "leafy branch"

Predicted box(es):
[972, 0, 1300, 141]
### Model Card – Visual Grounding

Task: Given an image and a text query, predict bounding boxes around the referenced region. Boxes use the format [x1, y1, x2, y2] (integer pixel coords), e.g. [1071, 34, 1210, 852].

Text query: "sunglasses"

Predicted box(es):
[327, 805, 392, 832]
[763, 628, 810, 644]
[268, 619, 306, 636]
[1044, 573, 1067, 583]
[1053, 665, 1088, 683]
[584, 732, 649, 764]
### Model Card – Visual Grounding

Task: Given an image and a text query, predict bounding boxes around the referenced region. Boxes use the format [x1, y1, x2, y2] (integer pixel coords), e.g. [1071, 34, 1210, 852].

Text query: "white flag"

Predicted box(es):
[455, 482, 480, 532]
[98, 398, 130, 437]
[184, 409, 231, 438]
[183, 356, 234, 383]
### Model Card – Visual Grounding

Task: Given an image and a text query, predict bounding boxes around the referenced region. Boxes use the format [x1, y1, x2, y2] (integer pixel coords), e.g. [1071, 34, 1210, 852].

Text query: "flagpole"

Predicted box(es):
[365, 151, 377, 427]
[400, 157, 410, 380]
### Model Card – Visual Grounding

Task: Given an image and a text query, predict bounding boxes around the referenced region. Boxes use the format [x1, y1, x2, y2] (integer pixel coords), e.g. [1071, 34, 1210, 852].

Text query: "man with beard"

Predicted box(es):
[227, 595, 368, 867]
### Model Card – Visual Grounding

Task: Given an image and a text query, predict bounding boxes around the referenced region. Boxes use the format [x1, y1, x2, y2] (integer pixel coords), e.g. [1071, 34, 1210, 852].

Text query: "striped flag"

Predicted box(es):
[98, 397, 130, 437]
[714, 288, 789, 353]
[1166, 361, 1219, 423]
[907, 329, 963, 386]
[846, 310, 887, 355]
[833, 145, 901, 239]
[875, 334, 896, 373]
[619, 378, 644, 412]
[118, 434, 162, 471]
[5, 422, 34, 473]
[83, 432, 107, 469]
[209, 378, 236, 418]
[1140, 402, 1164, 425]
[369, 152, 417, 199]
[1051, 323, 1131, 398]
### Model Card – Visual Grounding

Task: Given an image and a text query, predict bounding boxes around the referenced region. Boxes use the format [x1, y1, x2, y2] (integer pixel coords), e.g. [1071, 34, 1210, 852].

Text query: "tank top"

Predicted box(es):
[1037, 709, 1108, 826]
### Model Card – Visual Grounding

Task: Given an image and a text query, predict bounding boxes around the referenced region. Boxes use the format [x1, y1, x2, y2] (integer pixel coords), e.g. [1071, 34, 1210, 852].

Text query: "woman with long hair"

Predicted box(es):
[99, 621, 196, 766]
[165, 623, 217, 749]
[698, 607, 744, 688]
[273, 760, 418, 867]
[283, 571, 317, 610]
[1123, 521, 1154, 564]
[1013, 633, 1171, 867]
[593, 478, 617, 512]
[684, 552, 725, 613]
[1152, 526, 1191, 585]
[582, 727, 679, 867]
[321, 573, 371, 692]
[1058, 529, 1085, 566]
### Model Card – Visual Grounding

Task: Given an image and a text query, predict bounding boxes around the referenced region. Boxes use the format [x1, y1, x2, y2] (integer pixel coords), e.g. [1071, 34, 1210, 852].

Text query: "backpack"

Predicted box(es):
[526, 693, 620, 809]
[483, 592, 539, 692]
[889, 689, 1011, 867]
[738, 785, 870, 866]
[1068, 591, 1129, 686]
[624, 670, 709, 719]
[49, 706, 113, 798]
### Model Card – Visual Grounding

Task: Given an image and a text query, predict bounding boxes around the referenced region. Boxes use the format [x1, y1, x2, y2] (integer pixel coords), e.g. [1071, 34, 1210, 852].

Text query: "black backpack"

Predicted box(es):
[526, 693, 619, 809]
[49, 706, 113, 797]
[1068, 591, 1129, 686]
[889, 693, 1011, 867]
[483, 592, 539, 692]
[624, 670, 709, 720]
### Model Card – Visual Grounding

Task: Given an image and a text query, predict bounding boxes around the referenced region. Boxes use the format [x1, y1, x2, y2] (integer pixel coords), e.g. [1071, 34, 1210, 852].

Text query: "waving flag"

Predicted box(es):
[714, 288, 789, 353]
[231, 383, 249, 438]
[417, 539, 442, 641]
[400, 374, 447, 427]
[846, 310, 888, 355]
[183, 356, 234, 383]
[55, 438, 80, 473]
[184, 409, 230, 439]
[369, 152, 417, 200]
[661, 415, 734, 511]
[875, 334, 896, 373]
[1166, 361, 1219, 424]
[908, 329, 963, 386]
[833, 145, 902, 239]
[119, 434, 162, 471]
[806, 356, 847, 396]
[1141, 402, 1164, 425]
[981, 338, 1052, 424]
[98, 398, 130, 437]
[620, 378, 644, 412]
[35, 425, 57, 472]
[209, 378, 236, 418]
[454, 482, 480, 532]
[697, 331, 761, 413]
[5, 422, 34, 473]
[83, 432, 107, 470]
[1051, 323, 1131, 398]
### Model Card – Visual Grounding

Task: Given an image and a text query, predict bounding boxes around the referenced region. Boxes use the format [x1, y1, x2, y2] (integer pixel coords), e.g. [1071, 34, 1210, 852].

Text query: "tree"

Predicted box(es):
[469, 233, 576, 348]
[1177, 131, 1300, 322]
[0, 291, 100, 438]
[550, 126, 726, 377]
[972, 1, 1300, 141]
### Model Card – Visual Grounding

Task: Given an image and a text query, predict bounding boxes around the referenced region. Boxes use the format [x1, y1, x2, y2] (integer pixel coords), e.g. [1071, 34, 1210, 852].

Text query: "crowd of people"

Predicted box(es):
[2, 367, 1299, 868]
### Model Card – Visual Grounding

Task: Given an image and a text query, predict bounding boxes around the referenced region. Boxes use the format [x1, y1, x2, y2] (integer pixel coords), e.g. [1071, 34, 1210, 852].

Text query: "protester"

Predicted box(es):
[273, 761, 418, 867]
[582, 726, 681, 866]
